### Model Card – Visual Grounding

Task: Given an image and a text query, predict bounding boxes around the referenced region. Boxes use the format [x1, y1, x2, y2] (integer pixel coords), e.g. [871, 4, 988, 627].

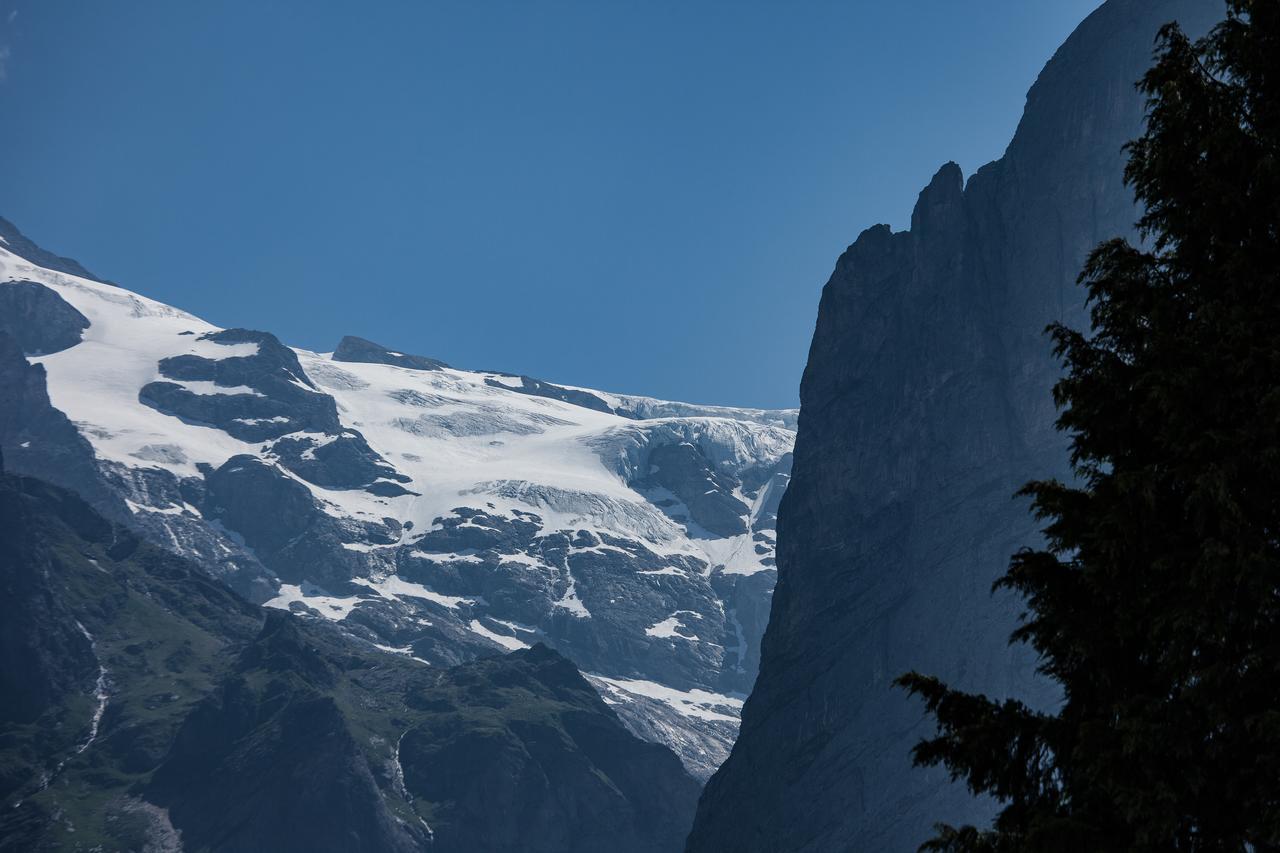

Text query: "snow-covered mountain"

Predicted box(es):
[0, 225, 793, 778]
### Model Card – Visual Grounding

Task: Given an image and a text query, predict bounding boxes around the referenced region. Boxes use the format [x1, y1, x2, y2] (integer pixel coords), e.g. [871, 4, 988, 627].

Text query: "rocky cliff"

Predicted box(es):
[686, 1, 1225, 850]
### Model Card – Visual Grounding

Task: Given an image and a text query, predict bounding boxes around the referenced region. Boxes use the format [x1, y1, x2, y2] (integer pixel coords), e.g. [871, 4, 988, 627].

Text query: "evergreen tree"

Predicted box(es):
[896, 2, 1280, 849]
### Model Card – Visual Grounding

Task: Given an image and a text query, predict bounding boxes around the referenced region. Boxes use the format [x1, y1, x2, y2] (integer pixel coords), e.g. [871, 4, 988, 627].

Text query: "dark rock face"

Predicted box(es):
[201, 454, 388, 590]
[0, 472, 701, 853]
[333, 335, 449, 371]
[0, 482, 101, 734]
[485, 373, 622, 416]
[0, 280, 90, 355]
[642, 442, 750, 537]
[404, 505, 731, 693]
[687, 2, 1225, 851]
[0, 472, 262, 849]
[149, 613, 424, 853]
[162, 688, 420, 853]
[271, 430, 416, 492]
[141, 328, 341, 441]
[401, 644, 701, 853]
[0, 332, 125, 521]
[204, 455, 323, 555]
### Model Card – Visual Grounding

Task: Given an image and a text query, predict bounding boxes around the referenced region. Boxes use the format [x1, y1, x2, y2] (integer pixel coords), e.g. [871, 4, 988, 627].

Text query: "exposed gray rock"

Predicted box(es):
[333, 334, 449, 371]
[0, 332, 125, 523]
[687, 2, 1225, 850]
[485, 374, 620, 415]
[0, 472, 700, 851]
[270, 430, 415, 493]
[400, 644, 700, 853]
[641, 442, 750, 537]
[710, 567, 775, 687]
[0, 280, 89, 355]
[204, 455, 322, 556]
[589, 675, 741, 784]
[141, 328, 341, 441]
[201, 454, 384, 590]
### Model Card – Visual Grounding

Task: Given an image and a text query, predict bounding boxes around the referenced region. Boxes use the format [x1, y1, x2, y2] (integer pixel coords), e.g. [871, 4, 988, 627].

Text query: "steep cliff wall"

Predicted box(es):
[687, 2, 1224, 850]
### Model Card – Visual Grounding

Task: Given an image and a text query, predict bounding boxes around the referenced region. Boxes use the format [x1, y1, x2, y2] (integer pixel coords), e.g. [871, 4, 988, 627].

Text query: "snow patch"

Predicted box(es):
[468, 619, 529, 650]
[264, 582, 365, 620]
[645, 610, 701, 640]
[589, 675, 744, 723]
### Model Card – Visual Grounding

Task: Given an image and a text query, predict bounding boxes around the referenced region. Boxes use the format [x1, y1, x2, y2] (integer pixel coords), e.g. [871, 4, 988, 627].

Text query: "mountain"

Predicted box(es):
[686, 1, 1226, 850]
[0, 227, 794, 780]
[0, 461, 699, 851]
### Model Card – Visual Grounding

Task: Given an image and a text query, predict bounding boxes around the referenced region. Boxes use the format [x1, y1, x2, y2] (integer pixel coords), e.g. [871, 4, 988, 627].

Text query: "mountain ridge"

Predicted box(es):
[0, 222, 793, 779]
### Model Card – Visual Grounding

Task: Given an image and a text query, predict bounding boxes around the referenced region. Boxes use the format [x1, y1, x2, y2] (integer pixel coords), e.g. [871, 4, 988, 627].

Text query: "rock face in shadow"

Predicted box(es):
[401, 644, 701, 853]
[140, 328, 341, 441]
[484, 373, 621, 415]
[148, 613, 425, 853]
[686, 2, 1225, 851]
[0, 280, 90, 355]
[0, 332, 126, 522]
[0, 471, 701, 853]
[0, 478, 102, 735]
[0, 471, 263, 850]
[641, 442, 750, 537]
[333, 335, 450, 371]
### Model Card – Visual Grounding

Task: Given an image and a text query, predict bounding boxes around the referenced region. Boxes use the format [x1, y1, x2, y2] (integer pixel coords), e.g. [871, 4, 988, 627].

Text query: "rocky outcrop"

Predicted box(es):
[333, 334, 450, 371]
[0, 280, 89, 355]
[0, 332, 126, 522]
[641, 442, 750, 537]
[141, 328, 341, 441]
[686, 1, 1225, 851]
[0, 470, 701, 853]
[401, 644, 700, 853]
[270, 431, 415, 493]
[0, 471, 262, 850]
[485, 373, 621, 415]
[0, 480, 102, 736]
[148, 612, 426, 853]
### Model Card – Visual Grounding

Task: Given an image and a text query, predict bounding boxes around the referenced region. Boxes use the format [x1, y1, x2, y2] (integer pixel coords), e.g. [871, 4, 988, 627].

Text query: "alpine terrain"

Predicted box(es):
[0, 458, 700, 851]
[0, 213, 794, 782]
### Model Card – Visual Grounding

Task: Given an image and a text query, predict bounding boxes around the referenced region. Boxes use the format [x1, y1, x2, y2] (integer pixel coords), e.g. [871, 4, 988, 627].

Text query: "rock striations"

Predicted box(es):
[686, 1, 1225, 851]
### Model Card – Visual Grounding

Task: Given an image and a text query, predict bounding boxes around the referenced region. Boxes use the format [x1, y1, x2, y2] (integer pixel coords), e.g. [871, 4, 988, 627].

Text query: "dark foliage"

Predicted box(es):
[897, 2, 1280, 849]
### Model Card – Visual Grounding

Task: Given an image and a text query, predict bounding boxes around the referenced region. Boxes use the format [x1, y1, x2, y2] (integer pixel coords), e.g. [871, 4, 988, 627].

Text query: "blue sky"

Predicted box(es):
[0, 2, 1101, 408]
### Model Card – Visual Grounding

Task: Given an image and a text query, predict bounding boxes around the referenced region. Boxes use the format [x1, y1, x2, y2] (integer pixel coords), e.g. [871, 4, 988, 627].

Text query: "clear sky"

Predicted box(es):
[0, 1, 1101, 408]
